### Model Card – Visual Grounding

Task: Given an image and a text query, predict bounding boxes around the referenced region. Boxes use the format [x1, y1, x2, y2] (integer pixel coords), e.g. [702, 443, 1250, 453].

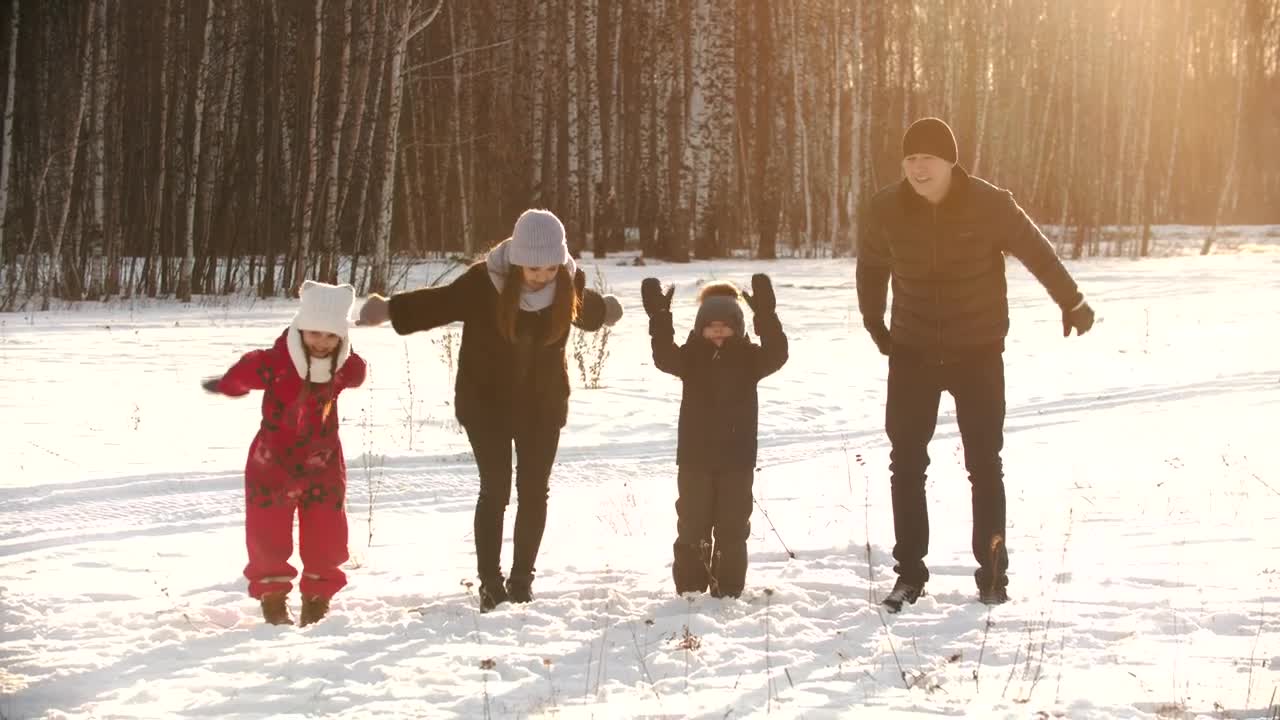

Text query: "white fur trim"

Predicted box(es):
[286, 324, 352, 384]
[1069, 296, 1087, 312]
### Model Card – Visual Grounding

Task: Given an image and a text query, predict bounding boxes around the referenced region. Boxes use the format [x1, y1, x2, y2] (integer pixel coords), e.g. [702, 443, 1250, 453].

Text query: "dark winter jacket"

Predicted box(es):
[650, 311, 788, 470]
[387, 261, 608, 429]
[856, 166, 1083, 363]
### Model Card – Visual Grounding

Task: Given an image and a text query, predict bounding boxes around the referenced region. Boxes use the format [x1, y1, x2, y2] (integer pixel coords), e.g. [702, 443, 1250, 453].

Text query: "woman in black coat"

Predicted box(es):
[358, 209, 623, 611]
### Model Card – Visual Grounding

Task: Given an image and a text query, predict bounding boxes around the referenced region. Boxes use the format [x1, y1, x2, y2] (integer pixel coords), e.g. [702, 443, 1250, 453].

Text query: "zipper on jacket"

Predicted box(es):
[932, 206, 942, 364]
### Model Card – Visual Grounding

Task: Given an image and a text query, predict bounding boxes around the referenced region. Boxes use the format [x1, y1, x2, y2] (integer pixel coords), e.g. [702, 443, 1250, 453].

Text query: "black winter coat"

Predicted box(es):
[650, 311, 788, 470]
[387, 262, 608, 428]
[856, 166, 1082, 362]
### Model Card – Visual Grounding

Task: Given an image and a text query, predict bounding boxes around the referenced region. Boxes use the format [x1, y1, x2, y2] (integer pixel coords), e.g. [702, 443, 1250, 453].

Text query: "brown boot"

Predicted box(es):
[260, 591, 293, 626]
[299, 595, 330, 627]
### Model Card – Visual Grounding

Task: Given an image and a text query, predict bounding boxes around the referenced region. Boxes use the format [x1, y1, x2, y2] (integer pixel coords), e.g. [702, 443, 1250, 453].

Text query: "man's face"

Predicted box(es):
[902, 154, 955, 200]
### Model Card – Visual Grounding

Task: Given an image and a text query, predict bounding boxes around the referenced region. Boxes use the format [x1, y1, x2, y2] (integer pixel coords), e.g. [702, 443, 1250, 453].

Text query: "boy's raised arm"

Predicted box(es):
[743, 274, 788, 379]
[642, 278, 684, 378]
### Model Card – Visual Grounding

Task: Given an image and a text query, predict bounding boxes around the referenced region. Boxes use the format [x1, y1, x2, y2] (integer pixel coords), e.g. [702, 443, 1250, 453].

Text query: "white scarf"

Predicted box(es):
[285, 324, 352, 384]
[485, 238, 577, 311]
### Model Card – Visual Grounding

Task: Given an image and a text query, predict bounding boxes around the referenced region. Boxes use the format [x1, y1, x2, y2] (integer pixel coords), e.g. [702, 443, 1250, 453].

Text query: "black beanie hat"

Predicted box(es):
[694, 296, 745, 338]
[902, 117, 958, 164]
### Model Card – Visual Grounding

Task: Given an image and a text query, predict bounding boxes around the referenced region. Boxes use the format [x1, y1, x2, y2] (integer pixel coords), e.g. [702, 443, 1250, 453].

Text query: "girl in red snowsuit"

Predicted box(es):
[204, 281, 366, 626]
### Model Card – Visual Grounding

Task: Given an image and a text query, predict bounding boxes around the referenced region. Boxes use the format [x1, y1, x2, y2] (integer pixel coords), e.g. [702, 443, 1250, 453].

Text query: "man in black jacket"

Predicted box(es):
[856, 117, 1095, 612]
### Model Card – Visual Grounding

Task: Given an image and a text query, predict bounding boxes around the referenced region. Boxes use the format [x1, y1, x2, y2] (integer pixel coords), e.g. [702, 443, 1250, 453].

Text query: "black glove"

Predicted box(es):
[202, 376, 222, 394]
[741, 274, 776, 315]
[867, 322, 892, 356]
[1063, 300, 1095, 337]
[641, 278, 674, 317]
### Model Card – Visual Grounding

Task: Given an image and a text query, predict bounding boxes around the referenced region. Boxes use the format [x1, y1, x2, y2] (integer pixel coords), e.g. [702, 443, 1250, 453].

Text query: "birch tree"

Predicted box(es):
[86, 0, 108, 298]
[177, 0, 214, 302]
[288, 0, 326, 297]
[369, 0, 443, 295]
[0, 0, 19, 291]
[48, 0, 97, 301]
[318, 0, 354, 283]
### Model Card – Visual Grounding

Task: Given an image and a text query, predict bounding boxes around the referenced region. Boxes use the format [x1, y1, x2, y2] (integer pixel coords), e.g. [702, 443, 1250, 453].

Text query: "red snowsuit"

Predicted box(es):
[213, 328, 367, 599]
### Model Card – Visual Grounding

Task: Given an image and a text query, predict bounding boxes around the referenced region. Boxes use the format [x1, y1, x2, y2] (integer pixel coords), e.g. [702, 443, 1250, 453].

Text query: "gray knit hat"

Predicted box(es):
[509, 209, 570, 267]
[694, 296, 745, 338]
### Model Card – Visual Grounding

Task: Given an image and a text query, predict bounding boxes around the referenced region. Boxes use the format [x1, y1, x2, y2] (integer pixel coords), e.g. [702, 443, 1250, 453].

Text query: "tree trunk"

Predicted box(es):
[828, 3, 841, 254]
[321, 0, 353, 283]
[846, 0, 867, 257]
[290, 0, 325, 296]
[790, 0, 811, 256]
[147, 3, 172, 297]
[1157, 0, 1192, 222]
[1205, 9, 1249, 256]
[754, 0, 778, 260]
[50, 0, 97, 300]
[0, 0, 19, 290]
[178, 0, 215, 302]
[259, 1, 278, 297]
[448, 3, 473, 256]
[87, 0, 108, 298]
[1060, 2, 1080, 258]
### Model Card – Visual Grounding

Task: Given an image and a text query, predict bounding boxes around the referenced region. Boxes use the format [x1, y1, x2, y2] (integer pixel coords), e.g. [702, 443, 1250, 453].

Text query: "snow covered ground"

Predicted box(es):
[3, 245, 1280, 719]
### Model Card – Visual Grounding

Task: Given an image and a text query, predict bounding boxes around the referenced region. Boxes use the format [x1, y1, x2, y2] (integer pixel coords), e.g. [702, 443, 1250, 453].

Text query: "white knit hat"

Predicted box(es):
[508, 209, 570, 267]
[293, 280, 355, 337]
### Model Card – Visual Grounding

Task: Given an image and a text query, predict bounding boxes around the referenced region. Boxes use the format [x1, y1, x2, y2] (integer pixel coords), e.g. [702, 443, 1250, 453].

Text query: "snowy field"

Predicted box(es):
[3, 240, 1280, 719]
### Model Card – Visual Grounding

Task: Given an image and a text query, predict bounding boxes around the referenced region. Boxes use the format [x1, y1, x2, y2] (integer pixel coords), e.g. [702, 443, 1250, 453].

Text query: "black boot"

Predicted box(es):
[672, 540, 711, 595]
[979, 586, 1009, 605]
[882, 578, 924, 614]
[975, 567, 1009, 606]
[505, 575, 534, 604]
[478, 576, 508, 613]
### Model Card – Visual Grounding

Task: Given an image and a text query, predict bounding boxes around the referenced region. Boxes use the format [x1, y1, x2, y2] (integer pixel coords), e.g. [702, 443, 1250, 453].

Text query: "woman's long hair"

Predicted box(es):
[496, 265, 580, 346]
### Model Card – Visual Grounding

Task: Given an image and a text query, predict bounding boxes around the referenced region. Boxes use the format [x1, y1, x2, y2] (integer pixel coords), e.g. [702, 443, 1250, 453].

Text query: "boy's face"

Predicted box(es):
[701, 321, 735, 347]
[302, 330, 341, 358]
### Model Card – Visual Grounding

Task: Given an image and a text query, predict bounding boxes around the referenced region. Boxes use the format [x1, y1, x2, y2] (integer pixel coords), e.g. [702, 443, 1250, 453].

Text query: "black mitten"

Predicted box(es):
[641, 278, 674, 317]
[202, 376, 222, 394]
[867, 322, 892, 356]
[1062, 300, 1095, 337]
[741, 274, 776, 315]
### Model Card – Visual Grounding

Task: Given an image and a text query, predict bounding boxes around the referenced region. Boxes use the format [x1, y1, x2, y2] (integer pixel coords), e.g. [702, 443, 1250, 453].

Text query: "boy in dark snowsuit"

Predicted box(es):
[641, 274, 788, 598]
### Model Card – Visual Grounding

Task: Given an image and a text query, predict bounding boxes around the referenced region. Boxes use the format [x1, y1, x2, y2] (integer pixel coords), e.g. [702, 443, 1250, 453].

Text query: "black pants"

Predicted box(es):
[465, 418, 562, 585]
[886, 350, 1008, 591]
[672, 466, 754, 598]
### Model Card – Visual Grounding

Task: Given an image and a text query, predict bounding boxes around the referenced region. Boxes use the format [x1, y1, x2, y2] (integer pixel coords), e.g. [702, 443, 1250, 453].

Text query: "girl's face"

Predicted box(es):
[521, 265, 558, 291]
[701, 321, 735, 347]
[302, 330, 341, 358]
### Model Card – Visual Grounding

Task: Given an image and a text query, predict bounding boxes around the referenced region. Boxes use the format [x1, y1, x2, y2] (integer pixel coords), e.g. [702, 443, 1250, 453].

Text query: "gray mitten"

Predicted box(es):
[602, 295, 624, 326]
[357, 295, 390, 326]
